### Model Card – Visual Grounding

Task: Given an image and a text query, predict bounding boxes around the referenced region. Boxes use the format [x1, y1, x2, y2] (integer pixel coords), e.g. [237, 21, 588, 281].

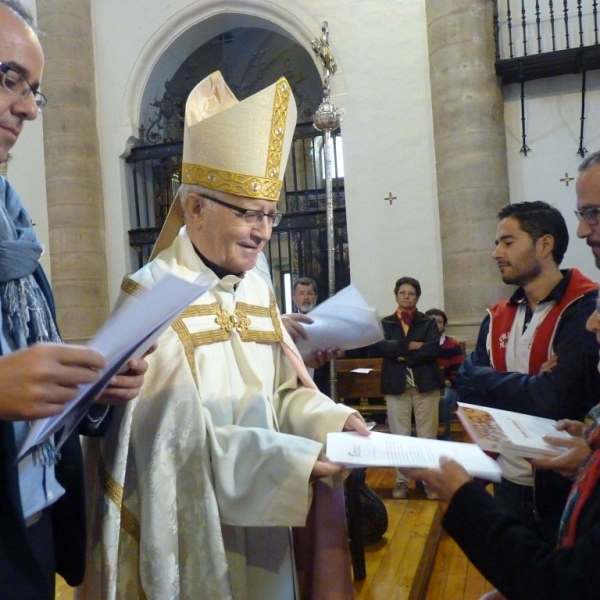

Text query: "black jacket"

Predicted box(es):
[375, 310, 441, 394]
[0, 266, 89, 598]
[444, 477, 600, 600]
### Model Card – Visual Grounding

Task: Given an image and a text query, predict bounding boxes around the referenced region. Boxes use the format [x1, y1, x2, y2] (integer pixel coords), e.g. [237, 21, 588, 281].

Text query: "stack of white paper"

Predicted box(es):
[326, 431, 502, 481]
[294, 284, 384, 359]
[18, 272, 214, 461]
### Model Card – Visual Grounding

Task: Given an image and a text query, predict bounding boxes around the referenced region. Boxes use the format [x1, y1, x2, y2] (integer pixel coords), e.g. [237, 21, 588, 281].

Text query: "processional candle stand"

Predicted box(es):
[312, 21, 345, 402]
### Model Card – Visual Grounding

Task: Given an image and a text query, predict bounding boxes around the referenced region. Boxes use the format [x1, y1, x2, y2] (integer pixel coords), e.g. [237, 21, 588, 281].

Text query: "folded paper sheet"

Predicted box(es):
[326, 431, 502, 481]
[18, 272, 215, 461]
[293, 285, 384, 359]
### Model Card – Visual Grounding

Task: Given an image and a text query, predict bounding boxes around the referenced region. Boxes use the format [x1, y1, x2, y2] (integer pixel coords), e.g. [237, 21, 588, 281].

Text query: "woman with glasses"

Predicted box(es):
[375, 276, 442, 500]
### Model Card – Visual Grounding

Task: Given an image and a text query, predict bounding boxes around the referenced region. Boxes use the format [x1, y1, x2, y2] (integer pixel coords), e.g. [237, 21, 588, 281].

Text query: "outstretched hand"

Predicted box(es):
[281, 313, 313, 342]
[401, 457, 471, 502]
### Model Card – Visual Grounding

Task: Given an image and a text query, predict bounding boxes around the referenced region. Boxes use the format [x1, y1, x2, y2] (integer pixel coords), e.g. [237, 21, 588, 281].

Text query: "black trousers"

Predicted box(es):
[493, 476, 568, 544]
[8, 509, 56, 600]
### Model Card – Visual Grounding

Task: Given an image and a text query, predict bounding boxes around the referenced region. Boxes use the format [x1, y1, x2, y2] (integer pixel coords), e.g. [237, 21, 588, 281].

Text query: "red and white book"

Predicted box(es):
[457, 402, 572, 459]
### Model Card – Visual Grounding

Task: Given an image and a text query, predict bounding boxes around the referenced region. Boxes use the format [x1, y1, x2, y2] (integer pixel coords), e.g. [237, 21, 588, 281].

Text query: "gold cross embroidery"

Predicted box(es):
[215, 306, 252, 337]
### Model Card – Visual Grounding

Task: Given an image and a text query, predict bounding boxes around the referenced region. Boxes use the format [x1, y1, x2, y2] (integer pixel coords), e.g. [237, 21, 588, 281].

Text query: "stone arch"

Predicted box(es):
[122, 1, 344, 131]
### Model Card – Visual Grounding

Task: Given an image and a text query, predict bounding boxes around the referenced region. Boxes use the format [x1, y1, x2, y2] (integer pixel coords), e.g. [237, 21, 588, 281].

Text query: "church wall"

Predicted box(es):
[503, 71, 600, 282]
[87, 0, 444, 316]
[11, 1, 598, 335]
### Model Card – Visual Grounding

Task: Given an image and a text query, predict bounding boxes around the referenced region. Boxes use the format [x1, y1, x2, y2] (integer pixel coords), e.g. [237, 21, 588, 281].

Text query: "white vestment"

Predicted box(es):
[78, 228, 355, 600]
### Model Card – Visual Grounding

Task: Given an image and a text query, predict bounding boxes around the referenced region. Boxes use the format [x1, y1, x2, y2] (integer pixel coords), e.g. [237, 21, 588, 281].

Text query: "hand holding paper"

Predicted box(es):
[326, 431, 502, 481]
[95, 344, 156, 405]
[0, 344, 106, 421]
[293, 284, 384, 359]
[401, 457, 474, 503]
[18, 272, 215, 461]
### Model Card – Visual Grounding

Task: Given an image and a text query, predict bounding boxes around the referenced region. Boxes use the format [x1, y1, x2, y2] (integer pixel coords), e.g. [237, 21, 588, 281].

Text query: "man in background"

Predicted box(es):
[293, 276, 318, 314]
[425, 308, 464, 440]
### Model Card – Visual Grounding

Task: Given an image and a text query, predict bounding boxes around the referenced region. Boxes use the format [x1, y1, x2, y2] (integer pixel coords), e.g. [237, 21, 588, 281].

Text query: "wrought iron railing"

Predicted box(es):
[493, 0, 600, 155]
[493, 0, 600, 82]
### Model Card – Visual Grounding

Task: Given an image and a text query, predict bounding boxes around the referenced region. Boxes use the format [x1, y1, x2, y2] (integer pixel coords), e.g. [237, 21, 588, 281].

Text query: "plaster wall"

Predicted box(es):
[504, 71, 600, 282]
[89, 0, 444, 316]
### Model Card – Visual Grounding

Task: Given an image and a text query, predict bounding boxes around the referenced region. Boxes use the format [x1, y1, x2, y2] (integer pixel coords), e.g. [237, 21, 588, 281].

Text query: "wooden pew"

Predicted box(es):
[336, 358, 385, 418]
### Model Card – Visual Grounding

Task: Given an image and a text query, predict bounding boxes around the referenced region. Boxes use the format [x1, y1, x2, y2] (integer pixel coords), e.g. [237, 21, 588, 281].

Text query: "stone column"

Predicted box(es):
[425, 0, 509, 346]
[36, 0, 109, 342]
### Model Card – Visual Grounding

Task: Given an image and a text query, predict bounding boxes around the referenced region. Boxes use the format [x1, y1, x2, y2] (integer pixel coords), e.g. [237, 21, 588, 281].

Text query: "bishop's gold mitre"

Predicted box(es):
[182, 70, 297, 202]
[149, 71, 297, 259]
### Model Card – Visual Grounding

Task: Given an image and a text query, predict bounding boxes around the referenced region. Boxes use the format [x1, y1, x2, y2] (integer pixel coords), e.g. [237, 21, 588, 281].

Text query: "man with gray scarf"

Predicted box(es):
[0, 2, 148, 598]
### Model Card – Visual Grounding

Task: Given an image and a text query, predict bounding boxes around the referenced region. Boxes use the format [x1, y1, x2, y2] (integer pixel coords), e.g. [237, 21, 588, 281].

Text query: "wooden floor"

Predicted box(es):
[353, 466, 495, 600]
[55, 466, 494, 600]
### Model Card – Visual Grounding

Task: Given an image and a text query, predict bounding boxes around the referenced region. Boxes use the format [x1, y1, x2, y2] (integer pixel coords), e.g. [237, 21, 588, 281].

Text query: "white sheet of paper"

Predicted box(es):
[351, 368, 373, 374]
[18, 272, 215, 461]
[326, 431, 502, 481]
[293, 285, 384, 359]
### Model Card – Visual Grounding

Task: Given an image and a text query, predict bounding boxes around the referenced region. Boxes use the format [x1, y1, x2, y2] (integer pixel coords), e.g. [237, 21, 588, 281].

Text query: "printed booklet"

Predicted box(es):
[456, 402, 571, 459]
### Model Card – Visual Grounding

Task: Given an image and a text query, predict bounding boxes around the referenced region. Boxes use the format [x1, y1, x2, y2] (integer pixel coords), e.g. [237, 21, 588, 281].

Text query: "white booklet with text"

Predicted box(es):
[18, 272, 214, 461]
[326, 431, 502, 481]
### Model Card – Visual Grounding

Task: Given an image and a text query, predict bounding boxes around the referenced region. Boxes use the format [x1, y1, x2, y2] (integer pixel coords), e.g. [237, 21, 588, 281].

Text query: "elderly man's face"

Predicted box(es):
[0, 6, 44, 163]
[185, 190, 274, 274]
[576, 162, 600, 268]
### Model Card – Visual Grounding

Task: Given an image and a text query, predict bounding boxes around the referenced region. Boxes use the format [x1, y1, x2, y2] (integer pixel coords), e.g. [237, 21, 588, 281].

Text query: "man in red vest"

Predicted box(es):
[456, 201, 600, 540]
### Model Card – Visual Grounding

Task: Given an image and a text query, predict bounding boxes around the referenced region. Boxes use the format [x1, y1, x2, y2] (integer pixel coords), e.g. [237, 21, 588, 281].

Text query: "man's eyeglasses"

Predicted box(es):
[0, 63, 47, 112]
[574, 207, 600, 226]
[203, 194, 283, 227]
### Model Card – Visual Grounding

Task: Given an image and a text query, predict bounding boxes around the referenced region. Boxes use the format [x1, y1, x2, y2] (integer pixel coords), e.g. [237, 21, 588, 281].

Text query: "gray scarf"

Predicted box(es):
[0, 176, 61, 465]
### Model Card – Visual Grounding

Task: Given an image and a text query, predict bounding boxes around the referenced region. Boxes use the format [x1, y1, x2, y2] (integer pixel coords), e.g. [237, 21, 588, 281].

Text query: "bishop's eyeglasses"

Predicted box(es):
[574, 206, 600, 226]
[0, 63, 47, 112]
[202, 194, 283, 227]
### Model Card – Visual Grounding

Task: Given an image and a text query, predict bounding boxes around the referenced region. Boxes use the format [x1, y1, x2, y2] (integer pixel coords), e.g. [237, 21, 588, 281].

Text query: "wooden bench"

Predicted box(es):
[336, 358, 385, 418]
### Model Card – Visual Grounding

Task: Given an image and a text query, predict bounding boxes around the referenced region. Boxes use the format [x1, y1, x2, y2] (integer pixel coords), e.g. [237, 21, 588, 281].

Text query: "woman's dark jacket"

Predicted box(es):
[375, 310, 441, 394]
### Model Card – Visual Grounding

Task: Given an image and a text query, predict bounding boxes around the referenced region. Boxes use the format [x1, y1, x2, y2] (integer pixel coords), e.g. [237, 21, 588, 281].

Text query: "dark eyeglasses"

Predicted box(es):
[202, 194, 283, 227]
[0, 63, 47, 112]
[574, 207, 600, 226]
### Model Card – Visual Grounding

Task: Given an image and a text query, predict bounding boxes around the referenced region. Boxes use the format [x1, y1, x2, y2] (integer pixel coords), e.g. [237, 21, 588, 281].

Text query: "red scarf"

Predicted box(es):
[396, 307, 416, 329]
[560, 405, 600, 547]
